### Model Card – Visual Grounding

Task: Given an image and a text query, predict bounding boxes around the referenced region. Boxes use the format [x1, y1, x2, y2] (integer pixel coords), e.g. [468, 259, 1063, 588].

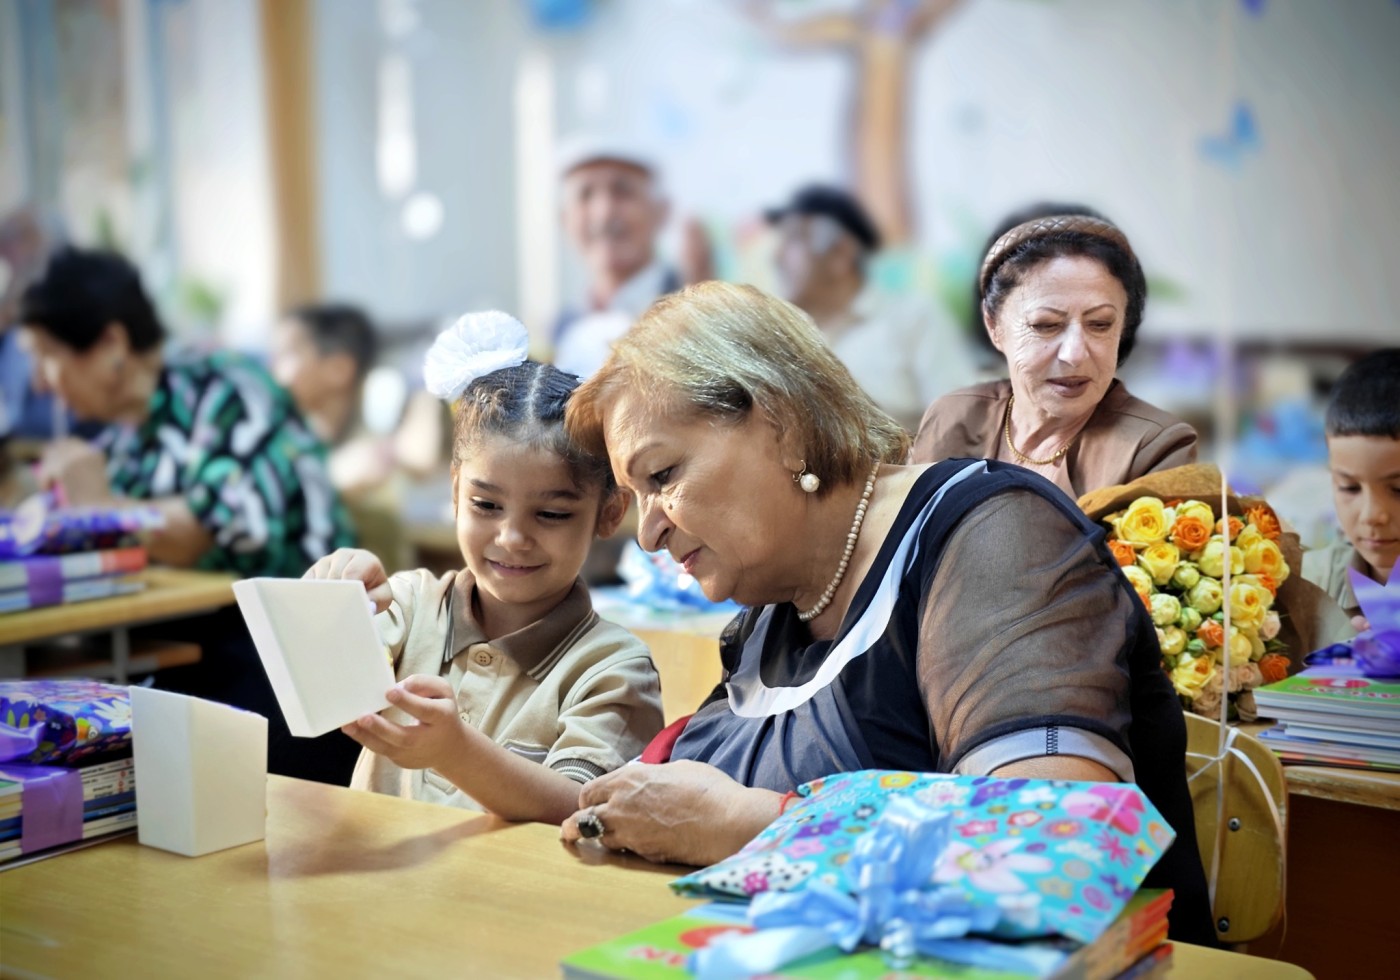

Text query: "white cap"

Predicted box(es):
[555, 134, 661, 181]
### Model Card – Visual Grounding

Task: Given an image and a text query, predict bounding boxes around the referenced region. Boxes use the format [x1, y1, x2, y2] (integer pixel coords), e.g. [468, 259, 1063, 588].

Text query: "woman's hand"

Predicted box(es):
[341, 675, 467, 771]
[1352, 614, 1371, 634]
[303, 547, 392, 612]
[560, 761, 781, 867]
[38, 438, 114, 506]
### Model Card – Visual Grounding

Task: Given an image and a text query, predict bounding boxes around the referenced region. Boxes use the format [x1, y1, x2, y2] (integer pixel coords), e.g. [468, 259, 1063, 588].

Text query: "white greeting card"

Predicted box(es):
[130, 686, 267, 857]
[233, 577, 395, 737]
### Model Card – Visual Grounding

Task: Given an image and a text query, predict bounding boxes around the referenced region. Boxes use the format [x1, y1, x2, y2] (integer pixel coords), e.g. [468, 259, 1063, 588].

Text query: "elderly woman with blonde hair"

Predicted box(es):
[558, 281, 1214, 945]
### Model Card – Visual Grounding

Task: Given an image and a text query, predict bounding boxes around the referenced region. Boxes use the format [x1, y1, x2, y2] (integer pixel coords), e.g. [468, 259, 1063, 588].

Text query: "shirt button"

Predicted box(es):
[474, 650, 492, 666]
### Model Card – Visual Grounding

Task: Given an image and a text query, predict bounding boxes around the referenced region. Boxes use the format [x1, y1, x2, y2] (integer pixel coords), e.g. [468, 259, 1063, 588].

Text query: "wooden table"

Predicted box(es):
[1239, 723, 1400, 977]
[0, 776, 1309, 979]
[0, 567, 237, 682]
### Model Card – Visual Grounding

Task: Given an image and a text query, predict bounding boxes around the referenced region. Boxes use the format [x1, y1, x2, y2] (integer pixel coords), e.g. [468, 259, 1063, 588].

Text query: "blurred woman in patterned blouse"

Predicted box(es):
[17, 247, 353, 577]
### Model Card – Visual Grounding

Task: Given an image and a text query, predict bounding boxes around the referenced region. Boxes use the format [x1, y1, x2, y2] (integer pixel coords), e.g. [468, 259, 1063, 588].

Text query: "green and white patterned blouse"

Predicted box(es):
[98, 350, 355, 578]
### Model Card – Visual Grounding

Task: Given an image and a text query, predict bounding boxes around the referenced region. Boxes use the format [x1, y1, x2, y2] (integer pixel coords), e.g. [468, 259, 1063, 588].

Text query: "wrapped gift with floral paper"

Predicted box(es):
[0, 680, 133, 766]
[670, 770, 1175, 978]
[1077, 464, 1350, 721]
[0, 492, 164, 560]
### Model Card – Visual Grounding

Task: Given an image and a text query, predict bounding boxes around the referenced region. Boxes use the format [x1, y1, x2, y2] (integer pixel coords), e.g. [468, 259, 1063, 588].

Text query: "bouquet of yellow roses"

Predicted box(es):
[1079, 465, 1343, 721]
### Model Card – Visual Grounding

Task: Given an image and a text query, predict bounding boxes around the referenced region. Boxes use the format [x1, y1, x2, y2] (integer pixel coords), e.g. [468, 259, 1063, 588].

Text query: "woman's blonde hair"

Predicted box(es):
[566, 281, 909, 493]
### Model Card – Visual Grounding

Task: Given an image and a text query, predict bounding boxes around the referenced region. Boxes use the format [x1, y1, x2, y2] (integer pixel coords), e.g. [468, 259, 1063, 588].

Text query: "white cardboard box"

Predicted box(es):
[129, 686, 268, 857]
[232, 577, 395, 737]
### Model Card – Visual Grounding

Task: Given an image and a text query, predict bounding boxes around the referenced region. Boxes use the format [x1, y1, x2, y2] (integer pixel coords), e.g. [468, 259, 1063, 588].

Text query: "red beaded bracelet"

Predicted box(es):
[778, 791, 802, 815]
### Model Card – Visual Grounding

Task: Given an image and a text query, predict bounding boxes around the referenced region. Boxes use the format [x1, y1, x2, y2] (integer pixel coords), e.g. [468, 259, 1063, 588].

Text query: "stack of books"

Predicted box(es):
[0, 546, 148, 614]
[560, 890, 1174, 980]
[1254, 667, 1400, 771]
[0, 681, 139, 866]
[0, 756, 137, 865]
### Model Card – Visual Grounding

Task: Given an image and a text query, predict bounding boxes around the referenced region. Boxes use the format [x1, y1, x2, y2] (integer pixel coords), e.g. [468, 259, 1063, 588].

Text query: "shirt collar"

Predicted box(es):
[587, 259, 670, 319]
[446, 570, 599, 679]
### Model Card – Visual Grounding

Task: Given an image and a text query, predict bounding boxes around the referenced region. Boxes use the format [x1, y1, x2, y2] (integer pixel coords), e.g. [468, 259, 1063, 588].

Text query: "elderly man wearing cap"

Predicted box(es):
[552, 138, 710, 379]
[767, 184, 972, 432]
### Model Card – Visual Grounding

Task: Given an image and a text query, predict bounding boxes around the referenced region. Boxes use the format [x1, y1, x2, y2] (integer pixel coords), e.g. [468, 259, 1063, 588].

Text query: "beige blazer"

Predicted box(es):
[911, 379, 1199, 498]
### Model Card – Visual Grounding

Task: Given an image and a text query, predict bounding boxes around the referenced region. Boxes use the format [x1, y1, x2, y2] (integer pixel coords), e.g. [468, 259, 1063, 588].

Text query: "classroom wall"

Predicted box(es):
[542, 0, 1400, 342]
[311, 0, 529, 329]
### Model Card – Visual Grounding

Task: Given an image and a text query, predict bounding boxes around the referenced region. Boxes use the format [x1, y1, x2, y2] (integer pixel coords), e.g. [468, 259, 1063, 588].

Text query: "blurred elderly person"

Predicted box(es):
[18, 247, 354, 577]
[767, 185, 972, 432]
[557, 280, 1214, 946]
[551, 137, 714, 378]
[912, 206, 1197, 496]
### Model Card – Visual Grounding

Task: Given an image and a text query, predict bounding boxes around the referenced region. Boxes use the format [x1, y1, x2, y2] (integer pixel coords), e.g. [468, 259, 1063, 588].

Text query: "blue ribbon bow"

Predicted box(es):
[690, 797, 1070, 979]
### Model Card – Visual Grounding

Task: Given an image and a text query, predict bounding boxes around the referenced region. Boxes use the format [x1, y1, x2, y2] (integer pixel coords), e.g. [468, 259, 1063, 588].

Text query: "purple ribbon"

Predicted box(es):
[25, 559, 65, 608]
[0, 764, 84, 852]
[1348, 562, 1400, 677]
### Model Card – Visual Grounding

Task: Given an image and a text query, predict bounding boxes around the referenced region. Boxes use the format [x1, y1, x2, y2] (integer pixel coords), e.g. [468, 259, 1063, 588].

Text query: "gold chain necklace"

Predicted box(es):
[1002, 395, 1079, 466]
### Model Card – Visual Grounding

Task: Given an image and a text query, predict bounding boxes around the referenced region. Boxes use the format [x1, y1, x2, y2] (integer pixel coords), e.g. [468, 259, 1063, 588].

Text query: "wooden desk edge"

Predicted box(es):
[1277, 765, 1400, 811]
[1239, 721, 1400, 812]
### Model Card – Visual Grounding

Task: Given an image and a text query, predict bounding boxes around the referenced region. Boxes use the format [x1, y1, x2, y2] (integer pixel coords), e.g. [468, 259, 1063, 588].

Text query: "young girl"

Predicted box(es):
[305, 311, 663, 823]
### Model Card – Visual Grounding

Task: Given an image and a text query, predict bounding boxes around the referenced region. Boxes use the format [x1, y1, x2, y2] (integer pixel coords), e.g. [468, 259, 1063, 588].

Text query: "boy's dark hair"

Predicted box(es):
[1326, 348, 1400, 439]
[453, 361, 615, 492]
[19, 246, 166, 353]
[287, 303, 378, 380]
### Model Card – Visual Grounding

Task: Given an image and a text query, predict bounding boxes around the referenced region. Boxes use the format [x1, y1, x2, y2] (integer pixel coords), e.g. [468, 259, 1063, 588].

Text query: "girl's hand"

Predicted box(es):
[560, 761, 781, 867]
[1352, 614, 1371, 634]
[341, 675, 466, 771]
[303, 547, 392, 612]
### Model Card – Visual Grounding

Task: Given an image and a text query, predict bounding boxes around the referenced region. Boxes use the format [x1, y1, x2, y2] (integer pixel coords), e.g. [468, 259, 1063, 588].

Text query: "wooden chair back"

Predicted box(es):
[1184, 712, 1288, 945]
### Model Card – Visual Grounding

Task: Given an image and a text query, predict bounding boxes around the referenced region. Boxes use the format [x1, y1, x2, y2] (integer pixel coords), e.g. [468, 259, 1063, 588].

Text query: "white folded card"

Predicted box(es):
[233, 577, 395, 737]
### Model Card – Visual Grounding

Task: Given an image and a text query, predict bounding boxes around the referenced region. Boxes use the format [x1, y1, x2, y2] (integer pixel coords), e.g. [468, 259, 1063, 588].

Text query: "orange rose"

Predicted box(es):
[1108, 540, 1137, 567]
[1197, 619, 1226, 649]
[1258, 653, 1290, 685]
[1170, 515, 1212, 552]
[1215, 515, 1245, 540]
[1255, 572, 1279, 597]
[1245, 504, 1282, 541]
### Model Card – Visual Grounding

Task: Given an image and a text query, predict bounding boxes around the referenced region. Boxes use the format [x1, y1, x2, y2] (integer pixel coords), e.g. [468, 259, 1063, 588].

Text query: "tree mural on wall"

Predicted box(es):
[744, 0, 966, 247]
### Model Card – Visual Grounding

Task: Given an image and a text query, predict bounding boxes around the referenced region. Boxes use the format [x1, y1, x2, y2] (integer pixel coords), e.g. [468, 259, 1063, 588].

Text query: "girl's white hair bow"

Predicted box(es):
[422, 311, 530, 402]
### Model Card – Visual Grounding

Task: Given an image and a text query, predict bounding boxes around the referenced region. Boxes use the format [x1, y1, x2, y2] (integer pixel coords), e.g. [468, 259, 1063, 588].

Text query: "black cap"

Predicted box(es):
[764, 185, 882, 252]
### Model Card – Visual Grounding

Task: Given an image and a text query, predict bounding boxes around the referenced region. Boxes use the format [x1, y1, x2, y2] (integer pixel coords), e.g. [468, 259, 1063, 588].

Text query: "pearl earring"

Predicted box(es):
[794, 460, 820, 494]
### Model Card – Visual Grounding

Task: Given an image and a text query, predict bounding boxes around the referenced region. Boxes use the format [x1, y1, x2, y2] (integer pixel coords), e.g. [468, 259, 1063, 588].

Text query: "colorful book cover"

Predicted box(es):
[1, 796, 137, 843]
[0, 574, 145, 614]
[0, 547, 148, 591]
[1254, 669, 1400, 722]
[560, 892, 1170, 980]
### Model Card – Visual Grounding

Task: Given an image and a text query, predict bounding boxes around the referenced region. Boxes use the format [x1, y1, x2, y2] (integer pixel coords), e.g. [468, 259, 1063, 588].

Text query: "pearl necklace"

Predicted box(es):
[1002, 394, 1080, 466]
[797, 462, 881, 622]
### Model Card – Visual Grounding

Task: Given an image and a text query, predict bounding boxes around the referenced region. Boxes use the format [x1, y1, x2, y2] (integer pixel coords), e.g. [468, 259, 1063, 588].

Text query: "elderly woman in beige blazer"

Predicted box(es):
[912, 207, 1197, 498]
